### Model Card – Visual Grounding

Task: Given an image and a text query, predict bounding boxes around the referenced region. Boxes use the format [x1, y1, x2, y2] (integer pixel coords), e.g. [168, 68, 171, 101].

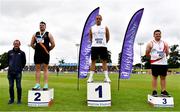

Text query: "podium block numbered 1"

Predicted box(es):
[148, 94, 174, 107]
[87, 82, 111, 107]
[28, 88, 54, 107]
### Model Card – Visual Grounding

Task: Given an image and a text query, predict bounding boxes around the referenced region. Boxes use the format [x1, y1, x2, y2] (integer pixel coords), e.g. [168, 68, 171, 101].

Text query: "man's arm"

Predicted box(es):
[48, 33, 55, 51]
[30, 34, 36, 49]
[164, 42, 169, 56]
[146, 42, 152, 57]
[89, 28, 93, 43]
[21, 51, 26, 68]
[105, 26, 110, 43]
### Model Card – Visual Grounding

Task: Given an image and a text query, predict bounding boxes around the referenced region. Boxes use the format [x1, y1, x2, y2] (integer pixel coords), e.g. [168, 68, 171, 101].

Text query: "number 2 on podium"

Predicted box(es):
[34, 92, 41, 101]
[95, 85, 102, 98]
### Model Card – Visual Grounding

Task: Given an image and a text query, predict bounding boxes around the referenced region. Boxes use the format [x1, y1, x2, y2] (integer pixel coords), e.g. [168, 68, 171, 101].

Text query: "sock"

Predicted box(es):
[104, 71, 109, 79]
[36, 83, 40, 86]
[89, 71, 94, 79]
[44, 83, 48, 88]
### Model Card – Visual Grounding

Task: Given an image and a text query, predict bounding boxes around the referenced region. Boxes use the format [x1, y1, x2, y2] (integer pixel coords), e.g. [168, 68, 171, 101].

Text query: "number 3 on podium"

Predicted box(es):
[162, 98, 167, 104]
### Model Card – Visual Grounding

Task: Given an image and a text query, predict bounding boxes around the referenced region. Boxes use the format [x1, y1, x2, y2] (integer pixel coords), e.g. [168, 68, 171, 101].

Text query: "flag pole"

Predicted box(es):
[118, 77, 120, 90]
[77, 76, 80, 90]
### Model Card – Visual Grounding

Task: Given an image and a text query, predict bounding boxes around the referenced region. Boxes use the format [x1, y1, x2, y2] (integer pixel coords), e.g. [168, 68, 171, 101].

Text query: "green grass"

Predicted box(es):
[1, 72, 180, 111]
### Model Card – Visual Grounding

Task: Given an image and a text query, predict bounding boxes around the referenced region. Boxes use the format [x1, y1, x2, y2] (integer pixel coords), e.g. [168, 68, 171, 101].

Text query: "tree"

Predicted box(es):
[134, 63, 142, 69]
[0, 52, 8, 70]
[141, 55, 151, 69]
[59, 59, 65, 65]
[168, 44, 180, 68]
[118, 52, 122, 65]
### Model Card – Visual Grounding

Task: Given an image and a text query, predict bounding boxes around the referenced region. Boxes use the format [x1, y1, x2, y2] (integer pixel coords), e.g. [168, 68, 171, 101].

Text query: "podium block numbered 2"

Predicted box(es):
[148, 94, 174, 107]
[87, 82, 111, 107]
[28, 88, 54, 107]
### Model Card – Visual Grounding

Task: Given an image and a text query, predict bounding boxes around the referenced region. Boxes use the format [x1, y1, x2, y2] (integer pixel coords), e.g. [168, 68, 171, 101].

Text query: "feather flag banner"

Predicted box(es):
[119, 8, 144, 79]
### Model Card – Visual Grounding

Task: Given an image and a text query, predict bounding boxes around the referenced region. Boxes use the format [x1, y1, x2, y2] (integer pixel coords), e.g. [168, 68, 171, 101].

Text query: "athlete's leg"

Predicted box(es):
[90, 60, 96, 71]
[152, 75, 158, 91]
[88, 60, 96, 82]
[35, 64, 41, 84]
[43, 64, 49, 89]
[32, 64, 41, 89]
[88, 47, 97, 82]
[102, 60, 108, 71]
[160, 75, 166, 91]
[102, 60, 111, 82]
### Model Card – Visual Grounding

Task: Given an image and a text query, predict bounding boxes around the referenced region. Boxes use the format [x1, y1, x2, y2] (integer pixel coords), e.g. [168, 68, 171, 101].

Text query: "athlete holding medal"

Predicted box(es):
[30, 21, 55, 90]
[146, 30, 170, 97]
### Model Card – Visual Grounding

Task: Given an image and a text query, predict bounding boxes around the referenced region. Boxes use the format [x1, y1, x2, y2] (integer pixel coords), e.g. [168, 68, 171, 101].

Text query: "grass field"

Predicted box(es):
[1, 72, 180, 111]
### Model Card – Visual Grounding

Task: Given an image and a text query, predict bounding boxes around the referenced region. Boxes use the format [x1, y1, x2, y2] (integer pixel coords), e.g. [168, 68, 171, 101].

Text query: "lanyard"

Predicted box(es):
[39, 31, 46, 38]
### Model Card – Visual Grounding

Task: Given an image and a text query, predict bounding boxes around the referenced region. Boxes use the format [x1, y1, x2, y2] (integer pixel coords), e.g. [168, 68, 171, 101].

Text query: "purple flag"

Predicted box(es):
[119, 8, 144, 79]
[78, 7, 100, 78]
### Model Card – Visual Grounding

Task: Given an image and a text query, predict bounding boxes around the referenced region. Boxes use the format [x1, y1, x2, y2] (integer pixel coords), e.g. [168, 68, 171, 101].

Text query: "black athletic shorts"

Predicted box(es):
[91, 47, 108, 61]
[34, 52, 50, 64]
[151, 65, 168, 77]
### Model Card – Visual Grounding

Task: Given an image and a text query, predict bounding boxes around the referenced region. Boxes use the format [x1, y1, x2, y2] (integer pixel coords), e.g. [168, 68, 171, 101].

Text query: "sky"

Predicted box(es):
[0, 0, 180, 65]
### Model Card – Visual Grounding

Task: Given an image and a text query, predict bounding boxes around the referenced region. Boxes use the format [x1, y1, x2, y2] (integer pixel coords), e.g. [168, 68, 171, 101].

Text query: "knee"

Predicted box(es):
[36, 65, 41, 71]
[36, 67, 41, 71]
[160, 76, 166, 80]
[16, 84, 22, 90]
[9, 84, 14, 89]
[9, 82, 14, 88]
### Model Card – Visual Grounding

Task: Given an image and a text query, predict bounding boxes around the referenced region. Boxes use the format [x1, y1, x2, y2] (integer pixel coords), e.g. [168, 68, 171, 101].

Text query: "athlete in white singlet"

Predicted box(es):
[87, 15, 110, 83]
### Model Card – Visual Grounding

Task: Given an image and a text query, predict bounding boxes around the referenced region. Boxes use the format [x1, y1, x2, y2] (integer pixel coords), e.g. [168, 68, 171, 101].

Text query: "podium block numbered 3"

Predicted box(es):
[148, 94, 174, 107]
[87, 82, 111, 107]
[28, 88, 54, 107]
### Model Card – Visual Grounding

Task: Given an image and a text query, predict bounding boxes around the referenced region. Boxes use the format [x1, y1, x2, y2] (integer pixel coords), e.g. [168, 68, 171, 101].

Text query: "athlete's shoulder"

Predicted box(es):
[35, 31, 40, 35]
[161, 40, 168, 44]
[147, 39, 154, 45]
[8, 49, 13, 54]
[162, 40, 169, 48]
[146, 40, 153, 48]
[91, 24, 96, 28]
[19, 50, 25, 54]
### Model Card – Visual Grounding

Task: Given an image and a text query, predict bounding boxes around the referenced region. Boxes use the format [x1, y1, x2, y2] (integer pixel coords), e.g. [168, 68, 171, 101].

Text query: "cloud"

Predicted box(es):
[0, 0, 180, 65]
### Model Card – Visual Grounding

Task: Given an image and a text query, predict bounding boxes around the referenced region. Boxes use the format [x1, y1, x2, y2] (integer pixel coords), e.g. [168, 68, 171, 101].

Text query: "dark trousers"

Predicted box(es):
[7, 72, 22, 101]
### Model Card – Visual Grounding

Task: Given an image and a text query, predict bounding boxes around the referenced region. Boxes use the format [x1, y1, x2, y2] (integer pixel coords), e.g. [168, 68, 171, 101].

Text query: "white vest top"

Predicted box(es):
[91, 24, 107, 47]
[150, 40, 168, 65]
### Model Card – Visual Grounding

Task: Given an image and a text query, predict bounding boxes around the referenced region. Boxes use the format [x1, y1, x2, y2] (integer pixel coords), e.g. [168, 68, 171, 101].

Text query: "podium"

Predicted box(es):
[87, 82, 111, 107]
[148, 94, 174, 107]
[28, 88, 54, 107]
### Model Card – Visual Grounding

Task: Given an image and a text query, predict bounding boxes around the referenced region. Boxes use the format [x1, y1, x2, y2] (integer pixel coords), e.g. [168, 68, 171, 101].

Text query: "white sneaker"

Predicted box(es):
[87, 78, 93, 83]
[104, 77, 111, 82]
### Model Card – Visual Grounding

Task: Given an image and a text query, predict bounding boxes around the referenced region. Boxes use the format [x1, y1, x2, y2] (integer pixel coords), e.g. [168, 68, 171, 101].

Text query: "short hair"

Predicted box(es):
[96, 15, 102, 18]
[154, 29, 161, 35]
[40, 21, 46, 26]
[13, 40, 21, 45]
